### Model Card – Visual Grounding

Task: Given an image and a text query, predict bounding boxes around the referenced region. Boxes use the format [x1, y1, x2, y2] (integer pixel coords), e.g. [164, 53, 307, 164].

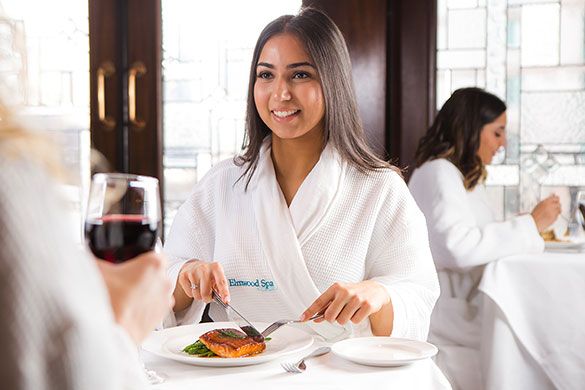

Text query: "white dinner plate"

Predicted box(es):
[142, 322, 313, 367]
[331, 337, 438, 367]
[545, 238, 585, 250]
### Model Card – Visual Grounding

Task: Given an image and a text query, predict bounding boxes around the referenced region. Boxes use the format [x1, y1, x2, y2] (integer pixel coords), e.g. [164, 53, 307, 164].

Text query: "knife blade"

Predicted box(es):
[211, 289, 265, 342]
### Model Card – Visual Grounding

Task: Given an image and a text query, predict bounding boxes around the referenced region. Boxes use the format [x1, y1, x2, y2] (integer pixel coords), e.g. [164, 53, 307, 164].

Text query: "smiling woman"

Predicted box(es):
[164, 7, 439, 344]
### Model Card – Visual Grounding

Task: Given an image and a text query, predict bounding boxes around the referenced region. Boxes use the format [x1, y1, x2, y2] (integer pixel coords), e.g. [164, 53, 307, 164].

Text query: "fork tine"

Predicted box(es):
[280, 362, 302, 373]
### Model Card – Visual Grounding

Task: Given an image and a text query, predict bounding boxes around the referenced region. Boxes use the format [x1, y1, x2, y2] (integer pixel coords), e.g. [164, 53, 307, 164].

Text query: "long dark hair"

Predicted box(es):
[414, 87, 506, 190]
[235, 7, 395, 188]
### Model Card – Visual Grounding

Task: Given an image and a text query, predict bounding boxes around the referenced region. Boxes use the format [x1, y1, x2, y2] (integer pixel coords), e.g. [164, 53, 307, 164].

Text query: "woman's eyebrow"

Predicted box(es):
[256, 62, 274, 69]
[256, 61, 316, 69]
[287, 61, 315, 69]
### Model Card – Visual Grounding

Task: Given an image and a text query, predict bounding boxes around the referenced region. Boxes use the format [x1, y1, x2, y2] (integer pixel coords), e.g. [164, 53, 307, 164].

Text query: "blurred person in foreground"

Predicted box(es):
[409, 87, 561, 389]
[0, 97, 173, 389]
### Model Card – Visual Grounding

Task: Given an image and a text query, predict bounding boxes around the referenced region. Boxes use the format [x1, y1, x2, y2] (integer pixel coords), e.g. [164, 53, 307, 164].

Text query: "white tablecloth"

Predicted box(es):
[141, 345, 452, 389]
[479, 251, 585, 390]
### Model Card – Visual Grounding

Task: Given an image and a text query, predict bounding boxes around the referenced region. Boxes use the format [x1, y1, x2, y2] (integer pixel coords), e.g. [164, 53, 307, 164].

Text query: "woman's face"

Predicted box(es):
[253, 33, 325, 141]
[477, 111, 507, 165]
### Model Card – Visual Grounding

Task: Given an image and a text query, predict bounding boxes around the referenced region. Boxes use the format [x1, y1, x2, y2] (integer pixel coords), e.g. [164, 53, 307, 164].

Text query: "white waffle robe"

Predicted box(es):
[409, 159, 544, 389]
[164, 141, 439, 342]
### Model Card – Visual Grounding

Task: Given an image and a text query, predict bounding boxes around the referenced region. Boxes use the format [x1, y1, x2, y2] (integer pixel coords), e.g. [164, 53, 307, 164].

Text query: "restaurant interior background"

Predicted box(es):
[1, 0, 584, 239]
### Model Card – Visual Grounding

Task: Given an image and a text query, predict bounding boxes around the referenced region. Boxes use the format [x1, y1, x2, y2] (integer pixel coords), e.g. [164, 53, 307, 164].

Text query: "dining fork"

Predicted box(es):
[281, 346, 331, 373]
[261, 312, 325, 338]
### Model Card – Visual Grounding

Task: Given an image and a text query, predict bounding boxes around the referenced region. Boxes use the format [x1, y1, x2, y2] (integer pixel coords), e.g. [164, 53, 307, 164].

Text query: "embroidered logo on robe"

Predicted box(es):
[228, 278, 277, 291]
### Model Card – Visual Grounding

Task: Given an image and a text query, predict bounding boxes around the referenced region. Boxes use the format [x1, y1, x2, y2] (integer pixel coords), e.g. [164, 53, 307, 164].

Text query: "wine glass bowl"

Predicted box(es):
[85, 173, 161, 263]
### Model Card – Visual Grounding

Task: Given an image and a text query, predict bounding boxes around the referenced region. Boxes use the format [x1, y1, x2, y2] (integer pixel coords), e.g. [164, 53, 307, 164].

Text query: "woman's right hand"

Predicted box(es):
[531, 195, 561, 232]
[174, 259, 230, 311]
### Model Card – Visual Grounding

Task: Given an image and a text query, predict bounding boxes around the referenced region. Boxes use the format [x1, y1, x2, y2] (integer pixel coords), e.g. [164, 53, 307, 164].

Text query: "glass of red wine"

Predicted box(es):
[85, 173, 161, 263]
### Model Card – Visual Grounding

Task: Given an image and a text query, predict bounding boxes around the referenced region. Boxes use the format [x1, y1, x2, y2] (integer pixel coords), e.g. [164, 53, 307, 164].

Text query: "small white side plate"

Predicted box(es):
[142, 322, 313, 367]
[331, 337, 438, 367]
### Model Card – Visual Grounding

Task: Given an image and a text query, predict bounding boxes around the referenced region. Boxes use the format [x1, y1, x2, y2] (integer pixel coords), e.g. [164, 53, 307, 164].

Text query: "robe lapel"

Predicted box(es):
[250, 140, 350, 340]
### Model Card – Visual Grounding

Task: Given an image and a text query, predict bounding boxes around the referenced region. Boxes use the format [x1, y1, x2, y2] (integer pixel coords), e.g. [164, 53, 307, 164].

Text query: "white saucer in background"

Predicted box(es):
[331, 337, 438, 367]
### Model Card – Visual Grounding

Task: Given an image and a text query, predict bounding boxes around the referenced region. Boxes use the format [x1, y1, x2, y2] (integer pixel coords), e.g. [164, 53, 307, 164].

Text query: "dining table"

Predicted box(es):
[140, 341, 452, 389]
[478, 246, 585, 390]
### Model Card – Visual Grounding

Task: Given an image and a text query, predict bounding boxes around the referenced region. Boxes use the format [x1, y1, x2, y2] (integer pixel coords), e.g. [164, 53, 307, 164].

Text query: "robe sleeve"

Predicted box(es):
[163, 185, 214, 326]
[408, 159, 544, 270]
[366, 173, 440, 341]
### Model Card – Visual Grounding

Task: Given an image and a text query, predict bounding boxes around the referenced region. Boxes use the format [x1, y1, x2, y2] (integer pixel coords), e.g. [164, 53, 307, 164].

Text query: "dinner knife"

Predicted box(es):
[211, 289, 265, 342]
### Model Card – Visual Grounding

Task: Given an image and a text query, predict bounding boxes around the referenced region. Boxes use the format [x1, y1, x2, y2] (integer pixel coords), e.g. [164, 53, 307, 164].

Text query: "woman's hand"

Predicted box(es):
[531, 195, 561, 232]
[97, 252, 174, 344]
[174, 259, 230, 312]
[300, 281, 391, 330]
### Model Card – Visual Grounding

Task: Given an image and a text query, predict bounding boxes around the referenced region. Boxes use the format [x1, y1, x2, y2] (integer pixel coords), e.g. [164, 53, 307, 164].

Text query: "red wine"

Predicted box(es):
[85, 214, 158, 263]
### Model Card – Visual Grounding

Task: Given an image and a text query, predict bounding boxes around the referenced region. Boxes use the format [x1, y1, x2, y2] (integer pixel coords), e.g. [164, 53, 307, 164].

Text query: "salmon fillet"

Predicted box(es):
[199, 328, 266, 358]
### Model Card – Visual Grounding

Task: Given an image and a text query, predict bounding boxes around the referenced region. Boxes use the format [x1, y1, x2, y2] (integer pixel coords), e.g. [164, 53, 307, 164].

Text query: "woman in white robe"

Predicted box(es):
[164, 8, 439, 342]
[408, 87, 561, 389]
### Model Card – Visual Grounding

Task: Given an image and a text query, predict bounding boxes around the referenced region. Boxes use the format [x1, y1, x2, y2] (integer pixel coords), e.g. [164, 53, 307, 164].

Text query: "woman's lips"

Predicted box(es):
[271, 109, 300, 122]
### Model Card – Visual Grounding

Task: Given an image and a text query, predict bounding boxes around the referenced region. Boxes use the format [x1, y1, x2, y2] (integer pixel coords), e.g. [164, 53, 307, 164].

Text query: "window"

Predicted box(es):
[437, 0, 585, 233]
[1, 0, 90, 239]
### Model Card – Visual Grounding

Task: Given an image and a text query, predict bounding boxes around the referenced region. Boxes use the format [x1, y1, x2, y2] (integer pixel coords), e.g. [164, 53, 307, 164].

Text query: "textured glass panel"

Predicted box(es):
[484, 186, 505, 219]
[506, 48, 521, 163]
[486, 0, 507, 99]
[504, 186, 520, 218]
[507, 6, 521, 49]
[540, 166, 585, 186]
[486, 165, 520, 185]
[437, 69, 452, 109]
[451, 69, 477, 90]
[164, 103, 209, 148]
[522, 91, 585, 144]
[560, 0, 585, 65]
[522, 144, 584, 153]
[437, 0, 448, 50]
[448, 0, 478, 8]
[448, 8, 487, 49]
[522, 66, 585, 91]
[437, 49, 486, 68]
[508, 0, 560, 4]
[476, 68, 486, 87]
[163, 167, 197, 236]
[521, 4, 560, 66]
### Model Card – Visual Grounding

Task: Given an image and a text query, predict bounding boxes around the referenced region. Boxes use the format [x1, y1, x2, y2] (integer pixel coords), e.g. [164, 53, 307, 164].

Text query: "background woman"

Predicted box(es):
[408, 87, 560, 389]
[164, 7, 439, 341]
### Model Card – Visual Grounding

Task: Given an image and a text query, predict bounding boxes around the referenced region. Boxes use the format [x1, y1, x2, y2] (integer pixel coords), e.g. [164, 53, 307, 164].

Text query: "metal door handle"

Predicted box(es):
[128, 61, 147, 129]
[97, 61, 115, 129]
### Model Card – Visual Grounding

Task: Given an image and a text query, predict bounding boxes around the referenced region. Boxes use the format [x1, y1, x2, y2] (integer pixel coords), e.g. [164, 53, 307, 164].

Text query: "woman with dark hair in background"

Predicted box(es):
[164, 7, 439, 342]
[409, 87, 561, 389]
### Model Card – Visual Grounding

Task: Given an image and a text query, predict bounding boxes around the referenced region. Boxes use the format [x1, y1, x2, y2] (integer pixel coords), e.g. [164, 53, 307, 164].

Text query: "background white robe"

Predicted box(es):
[164, 142, 439, 341]
[409, 159, 544, 389]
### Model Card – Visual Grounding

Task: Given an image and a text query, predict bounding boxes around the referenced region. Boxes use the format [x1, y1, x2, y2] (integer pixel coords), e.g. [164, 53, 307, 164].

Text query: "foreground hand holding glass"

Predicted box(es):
[85, 173, 168, 384]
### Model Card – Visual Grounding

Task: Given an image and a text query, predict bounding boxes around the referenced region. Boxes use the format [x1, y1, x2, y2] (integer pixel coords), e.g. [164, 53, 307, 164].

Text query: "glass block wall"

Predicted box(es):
[437, 0, 585, 234]
[161, 0, 301, 235]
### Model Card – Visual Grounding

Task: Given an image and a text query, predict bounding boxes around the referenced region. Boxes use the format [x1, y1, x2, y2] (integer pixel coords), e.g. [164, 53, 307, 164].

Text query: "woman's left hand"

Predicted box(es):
[300, 280, 390, 325]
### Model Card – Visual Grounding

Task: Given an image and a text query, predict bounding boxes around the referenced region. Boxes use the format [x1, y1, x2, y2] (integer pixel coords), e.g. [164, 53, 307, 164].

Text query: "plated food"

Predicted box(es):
[142, 322, 313, 367]
[183, 328, 267, 358]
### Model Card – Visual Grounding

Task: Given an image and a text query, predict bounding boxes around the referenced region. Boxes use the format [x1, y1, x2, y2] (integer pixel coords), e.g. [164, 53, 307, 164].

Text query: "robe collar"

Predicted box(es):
[250, 138, 351, 340]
